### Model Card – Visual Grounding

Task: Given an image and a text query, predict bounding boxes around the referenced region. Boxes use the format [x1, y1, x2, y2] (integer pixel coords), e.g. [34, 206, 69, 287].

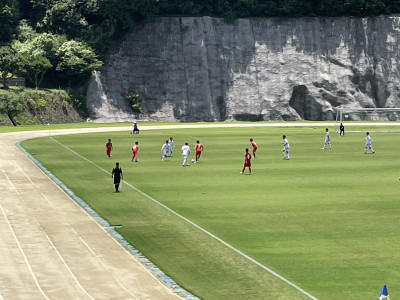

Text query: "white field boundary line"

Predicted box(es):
[17, 141, 192, 300]
[7, 121, 400, 140]
[48, 136, 319, 300]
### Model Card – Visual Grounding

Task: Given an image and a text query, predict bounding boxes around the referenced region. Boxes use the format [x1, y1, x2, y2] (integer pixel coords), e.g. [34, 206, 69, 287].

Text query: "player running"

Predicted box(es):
[106, 138, 113, 159]
[195, 140, 203, 162]
[365, 132, 375, 154]
[250, 138, 258, 158]
[181, 142, 191, 166]
[322, 128, 332, 149]
[161, 140, 169, 161]
[131, 141, 139, 162]
[168, 137, 174, 157]
[240, 148, 252, 175]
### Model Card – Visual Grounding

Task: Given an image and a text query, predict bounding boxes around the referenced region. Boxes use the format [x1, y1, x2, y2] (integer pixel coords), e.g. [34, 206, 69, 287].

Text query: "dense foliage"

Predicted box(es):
[1, 0, 400, 88]
[0, 88, 85, 125]
[157, 0, 400, 19]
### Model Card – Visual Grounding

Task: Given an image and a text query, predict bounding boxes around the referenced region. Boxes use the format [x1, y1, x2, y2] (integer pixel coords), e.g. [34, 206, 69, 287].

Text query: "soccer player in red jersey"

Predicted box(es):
[195, 140, 204, 162]
[241, 148, 252, 175]
[106, 138, 113, 159]
[131, 141, 139, 162]
[250, 138, 258, 158]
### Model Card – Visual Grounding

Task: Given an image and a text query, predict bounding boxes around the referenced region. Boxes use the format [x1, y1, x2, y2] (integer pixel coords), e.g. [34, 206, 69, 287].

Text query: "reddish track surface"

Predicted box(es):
[0, 128, 182, 300]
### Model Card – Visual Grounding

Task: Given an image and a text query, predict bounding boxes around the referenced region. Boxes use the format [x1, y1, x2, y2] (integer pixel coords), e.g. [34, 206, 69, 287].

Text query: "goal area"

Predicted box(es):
[334, 107, 400, 133]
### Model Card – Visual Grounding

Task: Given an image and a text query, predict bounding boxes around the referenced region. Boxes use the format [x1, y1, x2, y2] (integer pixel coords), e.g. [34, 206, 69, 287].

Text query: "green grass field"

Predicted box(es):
[21, 125, 400, 299]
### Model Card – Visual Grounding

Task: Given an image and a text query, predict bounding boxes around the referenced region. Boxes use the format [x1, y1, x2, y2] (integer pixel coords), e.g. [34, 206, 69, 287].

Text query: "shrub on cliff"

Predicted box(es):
[0, 88, 85, 125]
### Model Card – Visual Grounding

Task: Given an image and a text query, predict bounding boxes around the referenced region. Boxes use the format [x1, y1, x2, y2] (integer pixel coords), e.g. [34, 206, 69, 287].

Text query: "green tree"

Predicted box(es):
[15, 20, 38, 43]
[364, 0, 386, 15]
[31, 33, 67, 65]
[94, 0, 159, 36]
[281, 0, 314, 17]
[386, 0, 400, 12]
[316, 0, 348, 16]
[0, 46, 21, 89]
[13, 27, 68, 87]
[27, 0, 159, 55]
[0, 0, 19, 44]
[40, 0, 88, 37]
[56, 40, 102, 83]
[82, 20, 115, 56]
[20, 53, 52, 88]
[346, 0, 367, 16]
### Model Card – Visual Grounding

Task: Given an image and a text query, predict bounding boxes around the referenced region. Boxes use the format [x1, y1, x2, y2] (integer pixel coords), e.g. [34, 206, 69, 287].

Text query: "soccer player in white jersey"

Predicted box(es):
[282, 135, 290, 160]
[365, 132, 375, 154]
[322, 128, 332, 149]
[168, 137, 174, 157]
[161, 140, 169, 161]
[181, 142, 191, 166]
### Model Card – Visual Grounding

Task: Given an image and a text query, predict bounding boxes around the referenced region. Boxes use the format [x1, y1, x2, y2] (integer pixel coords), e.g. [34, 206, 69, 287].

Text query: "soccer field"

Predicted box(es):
[21, 125, 400, 299]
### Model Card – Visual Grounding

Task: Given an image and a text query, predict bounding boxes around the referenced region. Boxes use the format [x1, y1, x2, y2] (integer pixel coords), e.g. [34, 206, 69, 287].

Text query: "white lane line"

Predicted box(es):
[17, 143, 179, 298]
[0, 204, 50, 300]
[79, 237, 141, 300]
[79, 237, 97, 256]
[3, 165, 96, 299]
[9, 158, 142, 300]
[9, 160, 141, 300]
[49, 137, 319, 300]
[44, 234, 95, 300]
[14, 161, 54, 207]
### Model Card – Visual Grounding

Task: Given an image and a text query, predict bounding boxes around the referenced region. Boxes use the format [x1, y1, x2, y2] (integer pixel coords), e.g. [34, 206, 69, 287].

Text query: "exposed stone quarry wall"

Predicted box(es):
[86, 15, 400, 122]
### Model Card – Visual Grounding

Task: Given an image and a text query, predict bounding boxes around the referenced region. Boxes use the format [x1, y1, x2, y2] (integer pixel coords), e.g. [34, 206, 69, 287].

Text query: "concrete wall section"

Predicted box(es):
[87, 16, 400, 122]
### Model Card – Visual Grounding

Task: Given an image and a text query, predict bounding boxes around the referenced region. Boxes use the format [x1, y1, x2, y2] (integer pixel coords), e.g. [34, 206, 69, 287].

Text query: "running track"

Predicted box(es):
[0, 127, 183, 300]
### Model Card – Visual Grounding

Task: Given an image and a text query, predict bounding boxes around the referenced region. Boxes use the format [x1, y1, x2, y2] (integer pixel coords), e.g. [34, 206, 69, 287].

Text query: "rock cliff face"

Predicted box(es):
[86, 15, 400, 122]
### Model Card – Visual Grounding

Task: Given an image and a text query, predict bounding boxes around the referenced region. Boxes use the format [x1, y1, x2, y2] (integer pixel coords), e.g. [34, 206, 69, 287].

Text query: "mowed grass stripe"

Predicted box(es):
[21, 132, 311, 299]
[47, 136, 318, 300]
[21, 126, 400, 299]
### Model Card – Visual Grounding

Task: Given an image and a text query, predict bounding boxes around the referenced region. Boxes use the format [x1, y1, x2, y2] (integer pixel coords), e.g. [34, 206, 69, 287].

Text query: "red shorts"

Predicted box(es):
[244, 161, 251, 167]
[253, 147, 258, 152]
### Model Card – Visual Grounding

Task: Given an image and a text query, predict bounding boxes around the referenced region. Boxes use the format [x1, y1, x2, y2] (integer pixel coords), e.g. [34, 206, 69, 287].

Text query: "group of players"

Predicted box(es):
[107, 136, 205, 192]
[321, 125, 375, 153]
[161, 137, 204, 166]
[106, 138, 139, 162]
[240, 135, 290, 175]
[106, 124, 377, 186]
[106, 136, 205, 167]
[240, 125, 376, 175]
